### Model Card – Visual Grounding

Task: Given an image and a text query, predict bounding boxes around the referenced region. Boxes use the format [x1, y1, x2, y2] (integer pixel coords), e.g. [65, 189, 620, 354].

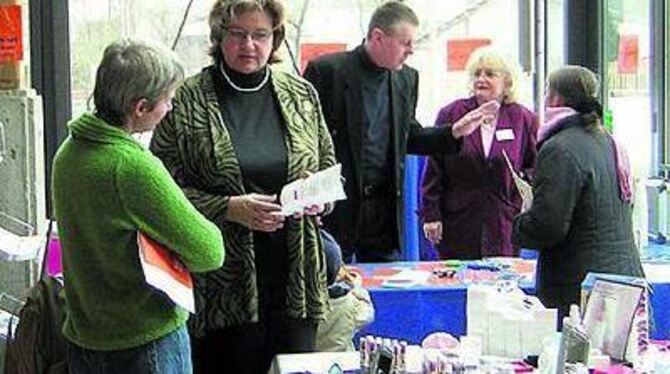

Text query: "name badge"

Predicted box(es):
[495, 128, 515, 141]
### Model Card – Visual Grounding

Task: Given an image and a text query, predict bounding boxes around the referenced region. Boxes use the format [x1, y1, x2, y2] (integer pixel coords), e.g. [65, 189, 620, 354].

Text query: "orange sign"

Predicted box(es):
[0, 5, 22, 62]
[300, 43, 347, 74]
[617, 34, 638, 74]
[447, 38, 491, 71]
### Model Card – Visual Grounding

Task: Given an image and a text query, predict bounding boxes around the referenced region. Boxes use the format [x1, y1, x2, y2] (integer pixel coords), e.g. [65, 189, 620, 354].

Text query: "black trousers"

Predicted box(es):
[345, 195, 399, 263]
[191, 282, 317, 374]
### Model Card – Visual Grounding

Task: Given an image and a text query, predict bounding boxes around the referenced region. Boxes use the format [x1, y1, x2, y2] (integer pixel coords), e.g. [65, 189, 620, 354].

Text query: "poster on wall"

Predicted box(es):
[0, 3, 22, 62]
[0, 2, 23, 89]
[299, 43, 347, 74]
[446, 38, 491, 71]
[617, 34, 639, 74]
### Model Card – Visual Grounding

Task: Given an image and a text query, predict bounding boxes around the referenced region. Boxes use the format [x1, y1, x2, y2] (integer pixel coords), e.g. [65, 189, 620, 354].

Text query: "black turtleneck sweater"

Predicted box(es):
[211, 63, 288, 288]
[211, 63, 287, 194]
[354, 46, 392, 187]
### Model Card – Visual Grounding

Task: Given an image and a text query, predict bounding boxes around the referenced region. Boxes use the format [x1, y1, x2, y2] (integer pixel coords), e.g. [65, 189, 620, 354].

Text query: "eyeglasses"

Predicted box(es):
[474, 68, 502, 78]
[224, 27, 273, 43]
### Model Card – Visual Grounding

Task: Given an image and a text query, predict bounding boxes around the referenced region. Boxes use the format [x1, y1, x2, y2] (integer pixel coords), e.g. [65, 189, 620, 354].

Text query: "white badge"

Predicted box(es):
[495, 128, 515, 141]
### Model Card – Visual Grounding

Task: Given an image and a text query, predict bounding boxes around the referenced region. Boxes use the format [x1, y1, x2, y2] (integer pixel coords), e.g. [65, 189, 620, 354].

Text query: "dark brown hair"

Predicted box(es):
[208, 0, 286, 65]
[548, 65, 603, 129]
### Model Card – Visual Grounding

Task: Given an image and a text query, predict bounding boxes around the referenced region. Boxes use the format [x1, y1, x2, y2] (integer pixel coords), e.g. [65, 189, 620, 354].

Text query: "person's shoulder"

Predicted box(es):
[308, 50, 350, 68]
[180, 68, 209, 89]
[503, 102, 537, 121]
[439, 97, 476, 115]
[449, 97, 475, 107]
[541, 122, 584, 156]
[174, 68, 212, 98]
[399, 64, 418, 76]
[272, 69, 317, 94]
[169, 69, 216, 112]
[504, 101, 533, 113]
[116, 147, 166, 179]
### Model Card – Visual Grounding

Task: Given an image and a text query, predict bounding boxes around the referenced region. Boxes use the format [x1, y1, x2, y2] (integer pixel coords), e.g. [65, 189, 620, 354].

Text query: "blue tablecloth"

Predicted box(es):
[354, 260, 536, 344]
[652, 281, 670, 338]
[643, 263, 670, 339]
[355, 261, 669, 344]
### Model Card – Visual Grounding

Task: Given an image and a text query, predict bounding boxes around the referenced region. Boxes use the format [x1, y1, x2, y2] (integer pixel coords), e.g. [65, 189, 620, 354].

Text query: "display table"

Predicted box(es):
[269, 342, 670, 374]
[642, 263, 670, 339]
[352, 260, 669, 344]
[350, 259, 536, 344]
[269, 351, 359, 374]
[269, 346, 424, 374]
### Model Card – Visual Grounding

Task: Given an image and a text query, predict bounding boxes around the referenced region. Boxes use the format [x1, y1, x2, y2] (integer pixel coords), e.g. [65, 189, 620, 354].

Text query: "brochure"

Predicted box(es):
[279, 163, 346, 216]
[137, 232, 195, 313]
[501, 150, 533, 212]
[381, 269, 432, 288]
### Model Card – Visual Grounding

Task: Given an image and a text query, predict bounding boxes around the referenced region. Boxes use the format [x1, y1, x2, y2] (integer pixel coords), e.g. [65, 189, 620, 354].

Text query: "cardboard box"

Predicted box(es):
[0, 61, 22, 89]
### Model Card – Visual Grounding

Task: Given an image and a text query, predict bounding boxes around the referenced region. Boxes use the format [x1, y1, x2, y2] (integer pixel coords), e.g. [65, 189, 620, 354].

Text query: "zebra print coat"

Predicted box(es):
[150, 67, 336, 335]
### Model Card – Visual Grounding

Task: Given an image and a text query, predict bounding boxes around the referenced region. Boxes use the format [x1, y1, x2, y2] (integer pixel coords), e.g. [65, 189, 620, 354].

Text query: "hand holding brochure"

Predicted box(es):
[279, 164, 346, 216]
[502, 150, 533, 212]
[137, 232, 195, 313]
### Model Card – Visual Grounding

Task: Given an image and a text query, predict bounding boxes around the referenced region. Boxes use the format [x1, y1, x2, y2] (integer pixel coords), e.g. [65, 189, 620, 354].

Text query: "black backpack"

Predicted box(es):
[4, 221, 67, 374]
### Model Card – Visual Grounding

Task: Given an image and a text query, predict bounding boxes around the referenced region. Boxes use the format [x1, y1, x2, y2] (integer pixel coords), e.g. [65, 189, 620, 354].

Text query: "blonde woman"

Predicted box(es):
[420, 47, 538, 259]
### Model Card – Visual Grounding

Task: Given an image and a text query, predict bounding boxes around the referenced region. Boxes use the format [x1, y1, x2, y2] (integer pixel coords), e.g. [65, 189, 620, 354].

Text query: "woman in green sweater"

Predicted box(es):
[52, 39, 225, 374]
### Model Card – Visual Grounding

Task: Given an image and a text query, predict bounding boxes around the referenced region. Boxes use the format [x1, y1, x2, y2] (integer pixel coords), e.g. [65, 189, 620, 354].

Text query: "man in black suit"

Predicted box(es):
[304, 1, 483, 262]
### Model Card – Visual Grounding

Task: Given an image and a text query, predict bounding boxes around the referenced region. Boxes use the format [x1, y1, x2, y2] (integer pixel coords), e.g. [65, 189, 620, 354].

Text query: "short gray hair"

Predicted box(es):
[93, 39, 184, 126]
[208, 0, 286, 65]
[367, 1, 419, 38]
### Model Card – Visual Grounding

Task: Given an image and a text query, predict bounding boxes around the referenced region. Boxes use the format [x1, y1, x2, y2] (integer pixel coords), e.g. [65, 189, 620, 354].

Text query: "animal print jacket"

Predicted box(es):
[150, 67, 336, 335]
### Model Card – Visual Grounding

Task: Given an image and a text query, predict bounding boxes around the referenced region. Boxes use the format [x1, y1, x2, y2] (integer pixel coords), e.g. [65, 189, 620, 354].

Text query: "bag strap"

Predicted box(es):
[39, 219, 55, 281]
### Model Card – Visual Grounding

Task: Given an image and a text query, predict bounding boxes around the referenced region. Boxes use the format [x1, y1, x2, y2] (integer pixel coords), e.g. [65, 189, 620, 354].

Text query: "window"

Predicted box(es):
[602, 0, 652, 247]
[546, 0, 565, 73]
[69, 0, 212, 117]
[69, 0, 534, 128]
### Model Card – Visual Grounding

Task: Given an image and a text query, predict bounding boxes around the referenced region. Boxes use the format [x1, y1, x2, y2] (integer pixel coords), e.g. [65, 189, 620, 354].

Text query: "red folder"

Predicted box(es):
[137, 232, 195, 313]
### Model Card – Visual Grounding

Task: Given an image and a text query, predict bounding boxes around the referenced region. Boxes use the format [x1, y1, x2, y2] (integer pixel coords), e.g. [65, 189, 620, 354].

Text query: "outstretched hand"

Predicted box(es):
[423, 221, 443, 244]
[226, 193, 285, 232]
[451, 100, 500, 138]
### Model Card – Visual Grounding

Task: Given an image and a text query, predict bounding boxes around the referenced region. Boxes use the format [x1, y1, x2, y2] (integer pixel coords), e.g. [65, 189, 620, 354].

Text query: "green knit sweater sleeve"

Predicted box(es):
[116, 150, 225, 273]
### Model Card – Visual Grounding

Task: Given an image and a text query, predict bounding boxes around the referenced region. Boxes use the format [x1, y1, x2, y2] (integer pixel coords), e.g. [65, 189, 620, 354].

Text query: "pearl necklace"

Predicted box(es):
[220, 64, 269, 93]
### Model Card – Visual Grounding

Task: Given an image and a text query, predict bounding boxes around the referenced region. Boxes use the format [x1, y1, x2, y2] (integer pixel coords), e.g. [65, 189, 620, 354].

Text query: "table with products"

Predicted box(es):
[269, 341, 670, 374]
[350, 258, 537, 345]
[351, 259, 670, 344]
[640, 262, 670, 339]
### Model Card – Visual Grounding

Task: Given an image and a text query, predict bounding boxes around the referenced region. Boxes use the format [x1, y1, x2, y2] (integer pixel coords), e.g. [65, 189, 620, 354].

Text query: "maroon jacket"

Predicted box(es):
[420, 97, 538, 259]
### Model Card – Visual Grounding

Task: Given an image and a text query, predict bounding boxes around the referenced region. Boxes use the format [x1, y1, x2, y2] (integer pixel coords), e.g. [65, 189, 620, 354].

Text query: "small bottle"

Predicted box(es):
[360, 337, 369, 374]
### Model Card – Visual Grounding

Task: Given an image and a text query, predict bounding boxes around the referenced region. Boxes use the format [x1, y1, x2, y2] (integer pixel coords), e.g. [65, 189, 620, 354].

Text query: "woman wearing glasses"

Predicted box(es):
[419, 47, 538, 260]
[150, 1, 335, 373]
